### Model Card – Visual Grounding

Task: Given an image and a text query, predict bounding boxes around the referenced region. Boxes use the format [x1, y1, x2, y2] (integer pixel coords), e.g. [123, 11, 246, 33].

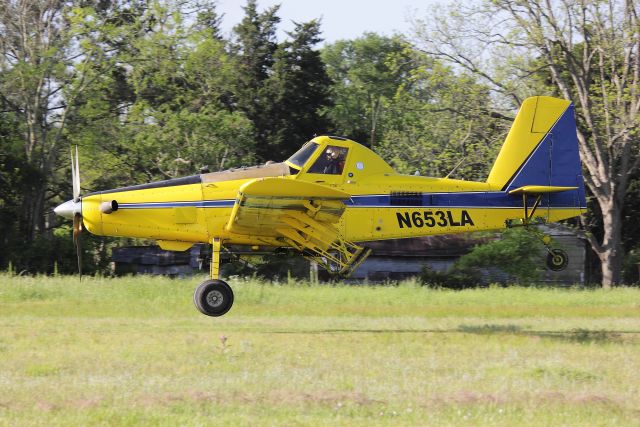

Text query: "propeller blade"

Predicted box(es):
[73, 213, 83, 278]
[72, 146, 81, 202]
[71, 147, 77, 201]
[75, 146, 81, 199]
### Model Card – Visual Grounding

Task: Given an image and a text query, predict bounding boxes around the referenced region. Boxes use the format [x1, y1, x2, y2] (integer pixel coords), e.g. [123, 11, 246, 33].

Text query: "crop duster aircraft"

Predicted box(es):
[54, 96, 586, 317]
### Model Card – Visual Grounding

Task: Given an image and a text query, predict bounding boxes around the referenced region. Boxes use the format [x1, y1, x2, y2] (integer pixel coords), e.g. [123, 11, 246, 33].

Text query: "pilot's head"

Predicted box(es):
[326, 147, 340, 160]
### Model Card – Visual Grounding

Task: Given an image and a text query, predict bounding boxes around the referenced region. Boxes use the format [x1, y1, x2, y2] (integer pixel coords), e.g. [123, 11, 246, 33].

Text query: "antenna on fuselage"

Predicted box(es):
[444, 157, 466, 179]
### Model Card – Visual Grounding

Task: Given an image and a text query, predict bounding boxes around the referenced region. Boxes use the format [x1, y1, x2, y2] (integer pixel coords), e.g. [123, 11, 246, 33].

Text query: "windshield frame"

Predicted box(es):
[286, 142, 319, 169]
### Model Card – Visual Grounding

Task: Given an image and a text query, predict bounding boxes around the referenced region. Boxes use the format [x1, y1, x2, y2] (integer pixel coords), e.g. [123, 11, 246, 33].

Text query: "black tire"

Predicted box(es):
[546, 249, 569, 271]
[193, 279, 234, 317]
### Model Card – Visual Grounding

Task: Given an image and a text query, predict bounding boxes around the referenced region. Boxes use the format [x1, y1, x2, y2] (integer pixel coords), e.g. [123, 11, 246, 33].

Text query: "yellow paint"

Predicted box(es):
[211, 237, 221, 279]
[157, 240, 194, 251]
[340, 207, 582, 242]
[174, 207, 197, 223]
[508, 185, 578, 195]
[78, 96, 584, 275]
[239, 177, 349, 199]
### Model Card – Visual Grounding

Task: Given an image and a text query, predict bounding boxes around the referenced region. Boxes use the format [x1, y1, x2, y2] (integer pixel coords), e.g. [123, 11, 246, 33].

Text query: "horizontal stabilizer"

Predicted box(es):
[508, 185, 578, 195]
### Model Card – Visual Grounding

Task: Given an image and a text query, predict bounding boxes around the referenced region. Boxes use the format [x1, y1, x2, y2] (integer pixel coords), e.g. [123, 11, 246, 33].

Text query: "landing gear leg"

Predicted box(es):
[193, 237, 234, 317]
[508, 193, 570, 272]
[529, 229, 570, 272]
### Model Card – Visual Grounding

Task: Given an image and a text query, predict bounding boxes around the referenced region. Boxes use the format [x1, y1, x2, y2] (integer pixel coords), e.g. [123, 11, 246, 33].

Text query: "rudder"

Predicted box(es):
[487, 96, 586, 210]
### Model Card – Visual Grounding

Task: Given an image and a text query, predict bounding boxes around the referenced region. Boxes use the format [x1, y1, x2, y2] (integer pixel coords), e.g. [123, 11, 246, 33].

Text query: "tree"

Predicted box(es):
[455, 228, 545, 284]
[0, 110, 29, 267]
[0, 1, 143, 272]
[322, 34, 413, 147]
[1, 1, 84, 241]
[323, 34, 506, 180]
[414, 0, 640, 287]
[231, 0, 280, 161]
[69, 1, 255, 191]
[262, 20, 333, 160]
[0, 1, 257, 272]
[378, 56, 507, 180]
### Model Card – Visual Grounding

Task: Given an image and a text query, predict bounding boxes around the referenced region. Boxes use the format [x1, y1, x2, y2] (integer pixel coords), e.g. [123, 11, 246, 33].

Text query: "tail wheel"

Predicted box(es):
[546, 249, 569, 271]
[194, 279, 234, 317]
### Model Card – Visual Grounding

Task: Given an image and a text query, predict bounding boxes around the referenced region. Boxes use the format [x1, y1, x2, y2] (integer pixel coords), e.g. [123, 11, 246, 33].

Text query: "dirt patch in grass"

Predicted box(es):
[457, 323, 634, 344]
[419, 391, 627, 410]
[132, 389, 382, 409]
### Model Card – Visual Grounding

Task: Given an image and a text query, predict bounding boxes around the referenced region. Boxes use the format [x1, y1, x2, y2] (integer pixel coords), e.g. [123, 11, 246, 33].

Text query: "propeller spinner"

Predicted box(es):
[53, 147, 84, 276]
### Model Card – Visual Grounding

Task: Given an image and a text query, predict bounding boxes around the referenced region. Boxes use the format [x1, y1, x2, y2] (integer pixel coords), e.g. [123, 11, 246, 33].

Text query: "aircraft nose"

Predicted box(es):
[54, 199, 82, 219]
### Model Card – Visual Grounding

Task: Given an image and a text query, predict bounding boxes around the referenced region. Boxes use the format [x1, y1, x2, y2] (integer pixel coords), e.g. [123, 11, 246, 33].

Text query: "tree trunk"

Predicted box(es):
[19, 180, 47, 243]
[369, 96, 382, 148]
[598, 203, 624, 289]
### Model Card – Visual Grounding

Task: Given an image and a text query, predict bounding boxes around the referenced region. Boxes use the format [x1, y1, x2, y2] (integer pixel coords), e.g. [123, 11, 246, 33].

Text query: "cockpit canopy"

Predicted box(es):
[285, 135, 395, 181]
[288, 142, 349, 175]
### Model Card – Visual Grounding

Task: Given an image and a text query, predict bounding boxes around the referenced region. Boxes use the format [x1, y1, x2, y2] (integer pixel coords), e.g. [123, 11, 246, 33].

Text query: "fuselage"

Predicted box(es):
[71, 135, 584, 250]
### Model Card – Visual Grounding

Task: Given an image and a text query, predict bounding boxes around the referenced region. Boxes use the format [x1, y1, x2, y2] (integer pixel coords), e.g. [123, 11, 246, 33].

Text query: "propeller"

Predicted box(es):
[54, 146, 83, 277]
[72, 146, 80, 202]
[71, 146, 83, 278]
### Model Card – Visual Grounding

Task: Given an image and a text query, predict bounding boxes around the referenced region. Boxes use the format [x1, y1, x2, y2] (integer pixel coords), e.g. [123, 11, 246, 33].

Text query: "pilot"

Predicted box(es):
[323, 147, 345, 174]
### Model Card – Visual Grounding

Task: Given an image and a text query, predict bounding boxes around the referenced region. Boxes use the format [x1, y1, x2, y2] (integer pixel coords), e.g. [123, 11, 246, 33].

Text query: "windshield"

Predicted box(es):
[308, 146, 349, 175]
[287, 142, 319, 168]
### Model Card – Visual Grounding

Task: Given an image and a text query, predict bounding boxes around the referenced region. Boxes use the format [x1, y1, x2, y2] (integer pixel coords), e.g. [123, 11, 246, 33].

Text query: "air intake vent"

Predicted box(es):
[390, 192, 423, 206]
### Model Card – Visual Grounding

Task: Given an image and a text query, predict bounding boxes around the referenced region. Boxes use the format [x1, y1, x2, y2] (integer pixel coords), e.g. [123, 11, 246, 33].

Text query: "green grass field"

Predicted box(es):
[1, 274, 639, 426]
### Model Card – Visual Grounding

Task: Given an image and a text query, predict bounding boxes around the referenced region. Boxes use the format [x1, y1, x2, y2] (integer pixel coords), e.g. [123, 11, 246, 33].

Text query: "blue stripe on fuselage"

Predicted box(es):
[347, 191, 584, 209]
[118, 200, 236, 209]
[115, 191, 586, 210]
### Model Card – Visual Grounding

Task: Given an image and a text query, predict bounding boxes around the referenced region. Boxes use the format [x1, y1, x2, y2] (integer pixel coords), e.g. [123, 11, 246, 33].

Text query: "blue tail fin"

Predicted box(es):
[488, 96, 586, 211]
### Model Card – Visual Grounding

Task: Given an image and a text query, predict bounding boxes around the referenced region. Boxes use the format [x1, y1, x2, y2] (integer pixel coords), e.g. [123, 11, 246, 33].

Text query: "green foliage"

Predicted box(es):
[454, 228, 546, 284]
[261, 20, 333, 160]
[232, 2, 332, 161]
[379, 61, 507, 180]
[231, 0, 281, 161]
[69, 2, 256, 187]
[322, 34, 507, 180]
[322, 34, 413, 146]
[421, 228, 546, 288]
[623, 173, 640, 253]
[419, 267, 480, 290]
[622, 249, 640, 285]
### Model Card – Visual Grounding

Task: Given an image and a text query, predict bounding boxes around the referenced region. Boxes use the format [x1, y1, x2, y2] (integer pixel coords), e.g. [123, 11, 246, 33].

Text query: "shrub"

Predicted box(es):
[419, 228, 546, 288]
[419, 266, 480, 289]
[454, 227, 545, 284]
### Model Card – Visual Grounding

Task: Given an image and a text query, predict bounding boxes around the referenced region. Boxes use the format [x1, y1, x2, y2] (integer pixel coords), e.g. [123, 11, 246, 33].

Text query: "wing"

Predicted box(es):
[226, 177, 347, 244]
[225, 177, 370, 275]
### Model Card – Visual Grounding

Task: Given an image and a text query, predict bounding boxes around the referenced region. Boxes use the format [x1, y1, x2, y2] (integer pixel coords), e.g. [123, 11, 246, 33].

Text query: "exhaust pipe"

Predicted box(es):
[100, 200, 119, 214]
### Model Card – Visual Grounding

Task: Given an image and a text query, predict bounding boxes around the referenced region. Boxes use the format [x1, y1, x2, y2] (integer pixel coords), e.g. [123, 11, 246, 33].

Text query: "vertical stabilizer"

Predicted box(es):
[487, 96, 572, 189]
[487, 95, 586, 213]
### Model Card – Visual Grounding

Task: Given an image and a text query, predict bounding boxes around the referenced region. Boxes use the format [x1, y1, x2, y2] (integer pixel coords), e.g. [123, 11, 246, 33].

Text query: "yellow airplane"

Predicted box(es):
[54, 96, 586, 317]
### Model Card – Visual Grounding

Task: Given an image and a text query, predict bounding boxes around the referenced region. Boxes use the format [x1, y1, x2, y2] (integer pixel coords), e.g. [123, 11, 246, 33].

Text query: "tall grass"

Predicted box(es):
[1, 274, 638, 319]
[1, 275, 639, 426]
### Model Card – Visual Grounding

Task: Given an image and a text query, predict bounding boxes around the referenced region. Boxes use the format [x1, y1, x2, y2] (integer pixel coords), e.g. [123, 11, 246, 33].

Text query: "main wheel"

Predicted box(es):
[546, 249, 569, 271]
[193, 279, 234, 317]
